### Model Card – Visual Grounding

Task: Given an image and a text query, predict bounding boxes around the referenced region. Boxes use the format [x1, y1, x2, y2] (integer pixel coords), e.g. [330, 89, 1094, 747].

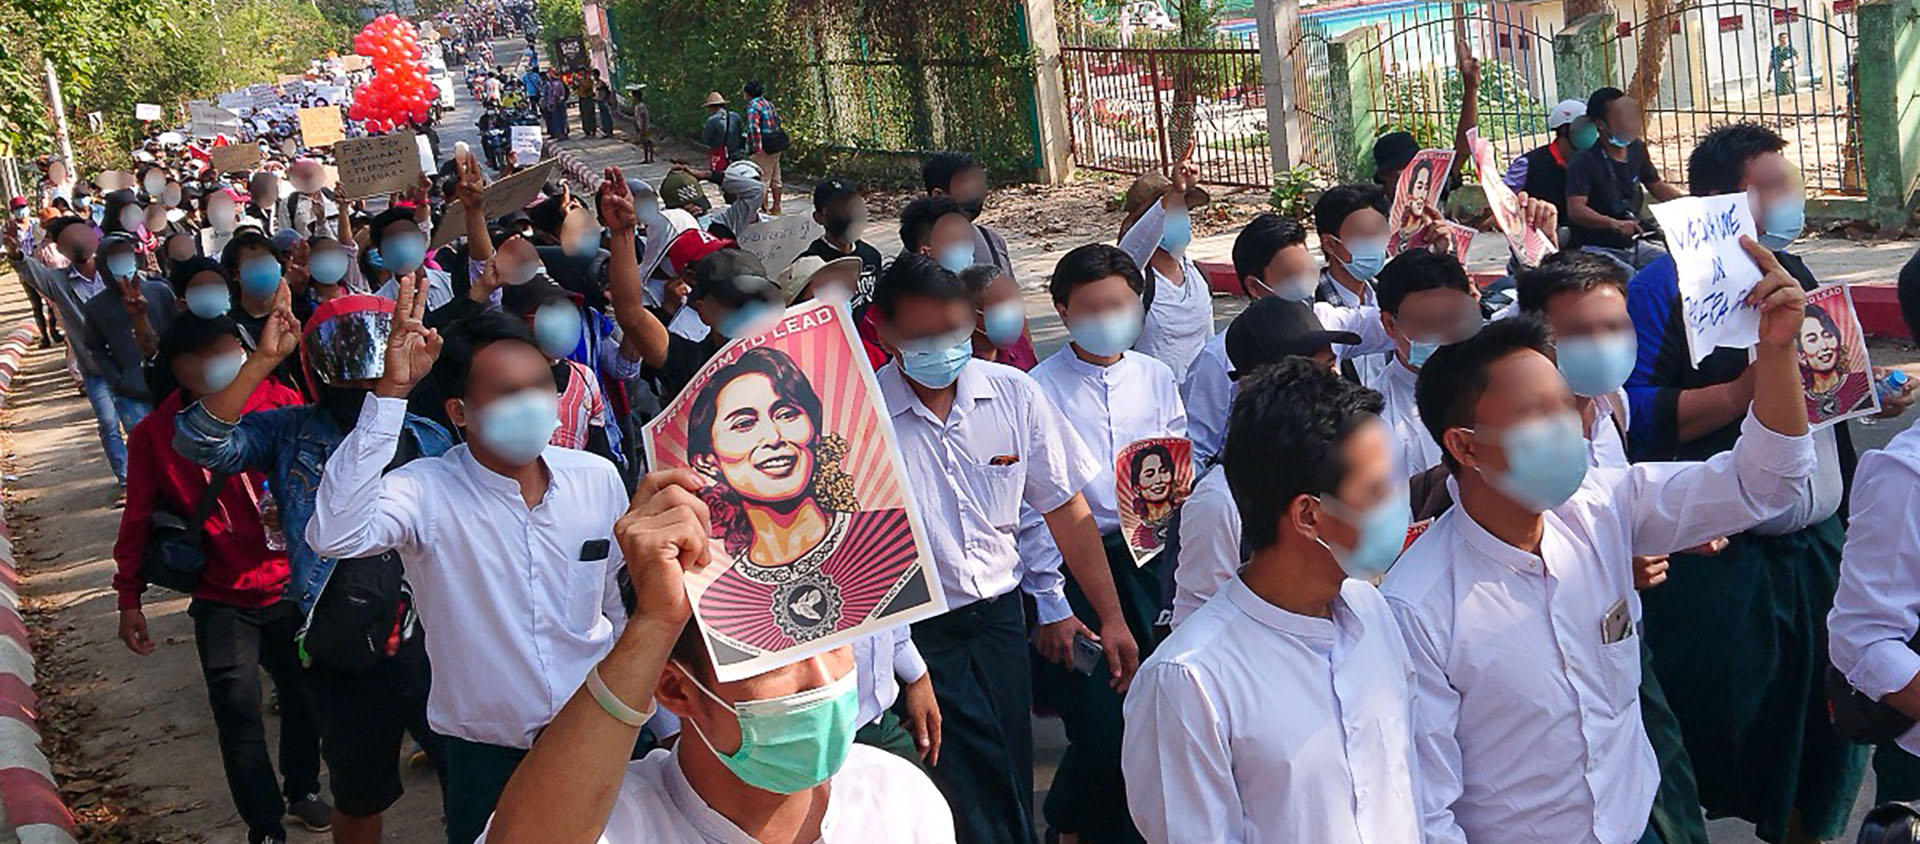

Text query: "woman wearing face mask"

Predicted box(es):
[956, 264, 1037, 371]
[1118, 160, 1213, 380]
[109, 313, 325, 844]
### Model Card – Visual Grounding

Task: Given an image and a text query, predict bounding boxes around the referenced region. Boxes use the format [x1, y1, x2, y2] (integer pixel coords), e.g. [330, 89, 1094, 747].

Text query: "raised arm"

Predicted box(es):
[597, 166, 671, 368]
[454, 153, 493, 264]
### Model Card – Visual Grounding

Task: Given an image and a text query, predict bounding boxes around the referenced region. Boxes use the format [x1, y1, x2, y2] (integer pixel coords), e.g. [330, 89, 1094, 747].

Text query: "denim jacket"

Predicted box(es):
[173, 400, 453, 615]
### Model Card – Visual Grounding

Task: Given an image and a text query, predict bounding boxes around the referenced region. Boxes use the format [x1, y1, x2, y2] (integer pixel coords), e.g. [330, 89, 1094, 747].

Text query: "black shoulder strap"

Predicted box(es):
[186, 471, 232, 541]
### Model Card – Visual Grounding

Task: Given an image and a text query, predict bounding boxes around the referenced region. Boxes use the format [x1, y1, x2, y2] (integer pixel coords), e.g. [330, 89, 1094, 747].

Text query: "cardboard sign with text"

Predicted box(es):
[429, 159, 558, 248]
[334, 131, 422, 200]
[510, 125, 543, 162]
[209, 143, 262, 174]
[340, 54, 370, 72]
[734, 214, 817, 274]
[187, 101, 241, 137]
[134, 103, 163, 121]
[1648, 193, 1762, 364]
[298, 106, 345, 147]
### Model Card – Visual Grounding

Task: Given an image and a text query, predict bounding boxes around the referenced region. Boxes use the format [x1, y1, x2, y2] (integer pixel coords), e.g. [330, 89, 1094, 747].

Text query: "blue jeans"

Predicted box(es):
[113, 396, 152, 437]
[79, 373, 128, 484]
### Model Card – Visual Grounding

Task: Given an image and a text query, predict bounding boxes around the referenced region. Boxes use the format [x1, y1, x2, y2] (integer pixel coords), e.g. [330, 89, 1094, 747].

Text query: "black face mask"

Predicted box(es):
[823, 213, 856, 238]
[956, 195, 986, 221]
[319, 386, 368, 431]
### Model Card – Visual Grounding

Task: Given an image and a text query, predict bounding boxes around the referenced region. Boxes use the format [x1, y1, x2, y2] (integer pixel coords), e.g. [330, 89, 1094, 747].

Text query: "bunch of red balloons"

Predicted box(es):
[346, 15, 435, 133]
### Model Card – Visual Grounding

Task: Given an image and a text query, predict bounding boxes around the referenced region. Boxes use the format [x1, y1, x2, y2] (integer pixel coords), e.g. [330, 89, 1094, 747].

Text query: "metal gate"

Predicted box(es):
[1605, 0, 1861, 194]
[1059, 34, 1272, 188]
[1291, 31, 1339, 181]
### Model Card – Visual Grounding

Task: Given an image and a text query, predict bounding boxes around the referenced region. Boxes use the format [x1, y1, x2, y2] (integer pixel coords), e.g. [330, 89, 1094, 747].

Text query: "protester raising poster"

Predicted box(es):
[1387, 149, 1454, 256]
[1648, 192, 1763, 364]
[1467, 127, 1555, 266]
[1115, 437, 1193, 566]
[642, 299, 945, 682]
[1797, 283, 1880, 429]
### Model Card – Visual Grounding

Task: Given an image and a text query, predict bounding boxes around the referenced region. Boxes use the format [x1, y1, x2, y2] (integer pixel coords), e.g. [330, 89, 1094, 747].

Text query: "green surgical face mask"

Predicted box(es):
[1571, 123, 1600, 151]
[678, 664, 859, 794]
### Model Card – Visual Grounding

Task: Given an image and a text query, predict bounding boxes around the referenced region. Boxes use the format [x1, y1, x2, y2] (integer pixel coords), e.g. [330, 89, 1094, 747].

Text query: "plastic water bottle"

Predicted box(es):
[1861, 370, 1912, 427]
[259, 479, 287, 552]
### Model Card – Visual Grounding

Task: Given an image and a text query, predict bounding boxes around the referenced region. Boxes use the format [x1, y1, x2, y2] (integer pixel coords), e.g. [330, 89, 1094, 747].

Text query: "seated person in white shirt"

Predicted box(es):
[1124, 356, 1422, 844]
[306, 280, 631, 844]
[1170, 296, 1358, 627]
[1369, 249, 1484, 482]
[1019, 244, 1184, 844]
[484, 470, 956, 843]
[1379, 255, 1815, 844]
[1183, 213, 1395, 466]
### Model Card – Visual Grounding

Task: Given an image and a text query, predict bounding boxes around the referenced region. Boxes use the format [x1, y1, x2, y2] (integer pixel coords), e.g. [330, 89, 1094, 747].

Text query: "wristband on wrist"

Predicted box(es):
[586, 664, 654, 727]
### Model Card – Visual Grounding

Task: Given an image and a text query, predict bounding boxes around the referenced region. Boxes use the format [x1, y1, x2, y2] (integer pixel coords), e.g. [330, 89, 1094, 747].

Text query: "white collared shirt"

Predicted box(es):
[1025, 348, 1187, 533]
[480, 745, 956, 843]
[1120, 201, 1214, 379]
[1380, 412, 1814, 844]
[1366, 359, 1443, 482]
[854, 627, 928, 728]
[307, 395, 629, 749]
[1320, 268, 1389, 387]
[876, 360, 1098, 617]
[1170, 466, 1238, 627]
[1124, 577, 1422, 844]
[1587, 390, 1631, 470]
[1830, 416, 1920, 754]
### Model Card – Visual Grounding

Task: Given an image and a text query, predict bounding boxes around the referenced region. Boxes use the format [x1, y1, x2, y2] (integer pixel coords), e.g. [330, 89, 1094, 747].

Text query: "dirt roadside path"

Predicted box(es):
[0, 277, 441, 842]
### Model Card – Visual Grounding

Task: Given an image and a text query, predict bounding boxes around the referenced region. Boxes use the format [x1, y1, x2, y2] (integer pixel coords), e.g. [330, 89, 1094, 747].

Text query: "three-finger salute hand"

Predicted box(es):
[375, 274, 442, 397]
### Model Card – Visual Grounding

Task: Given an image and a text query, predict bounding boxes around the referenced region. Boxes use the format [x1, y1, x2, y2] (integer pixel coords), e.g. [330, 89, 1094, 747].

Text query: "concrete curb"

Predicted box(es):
[0, 323, 75, 844]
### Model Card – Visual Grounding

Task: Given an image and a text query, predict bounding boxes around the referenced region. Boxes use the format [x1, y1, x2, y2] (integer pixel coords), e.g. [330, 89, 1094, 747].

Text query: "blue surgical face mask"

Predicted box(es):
[366, 246, 385, 271]
[981, 301, 1025, 348]
[105, 252, 138, 280]
[1340, 237, 1388, 281]
[1315, 486, 1413, 579]
[309, 250, 349, 285]
[89, 205, 105, 225]
[1758, 192, 1806, 252]
[1607, 131, 1635, 148]
[532, 301, 583, 358]
[185, 283, 231, 318]
[897, 330, 973, 389]
[1406, 338, 1440, 369]
[380, 234, 426, 276]
[1161, 207, 1193, 255]
[717, 300, 779, 340]
[1067, 304, 1143, 358]
[678, 664, 859, 795]
[1555, 331, 1637, 398]
[1475, 411, 1590, 512]
[201, 349, 247, 393]
[936, 242, 974, 274]
[472, 388, 560, 465]
[565, 228, 602, 257]
[239, 257, 282, 299]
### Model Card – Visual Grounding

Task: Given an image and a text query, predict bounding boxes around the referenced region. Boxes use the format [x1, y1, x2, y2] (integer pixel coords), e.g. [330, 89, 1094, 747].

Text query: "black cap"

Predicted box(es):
[219, 229, 279, 270]
[813, 177, 859, 209]
[691, 248, 780, 309]
[1224, 297, 1360, 379]
[1372, 131, 1419, 174]
[501, 273, 577, 317]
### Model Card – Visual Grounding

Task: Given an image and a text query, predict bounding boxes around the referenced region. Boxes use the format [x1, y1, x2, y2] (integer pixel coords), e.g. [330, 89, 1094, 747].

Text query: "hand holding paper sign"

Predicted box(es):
[1649, 192, 1766, 364]
[613, 469, 714, 632]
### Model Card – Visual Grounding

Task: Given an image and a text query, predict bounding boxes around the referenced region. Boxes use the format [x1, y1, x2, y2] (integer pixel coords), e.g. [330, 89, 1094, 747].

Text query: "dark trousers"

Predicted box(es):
[12, 271, 52, 344]
[189, 598, 322, 839]
[577, 99, 596, 136]
[443, 736, 528, 844]
[912, 591, 1036, 844]
[854, 709, 926, 772]
[305, 630, 447, 818]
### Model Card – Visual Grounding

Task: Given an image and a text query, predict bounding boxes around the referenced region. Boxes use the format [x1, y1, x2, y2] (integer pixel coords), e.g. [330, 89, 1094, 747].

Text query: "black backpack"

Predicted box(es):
[301, 430, 422, 674]
[1860, 801, 1920, 844]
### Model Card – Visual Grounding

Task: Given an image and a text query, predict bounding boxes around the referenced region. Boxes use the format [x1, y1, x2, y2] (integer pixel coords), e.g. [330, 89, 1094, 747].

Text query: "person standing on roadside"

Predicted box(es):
[743, 80, 783, 215]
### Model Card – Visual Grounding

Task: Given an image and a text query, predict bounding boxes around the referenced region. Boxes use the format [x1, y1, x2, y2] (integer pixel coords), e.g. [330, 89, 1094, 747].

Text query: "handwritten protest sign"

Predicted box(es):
[1116, 437, 1193, 566]
[298, 106, 344, 147]
[509, 125, 543, 162]
[429, 159, 558, 248]
[1648, 193, 1763, 365]
[1388, 149, 1453, 255]
[643, 300, 944, 682]
[1467, 127, 1555, 266]
[1798, 283, 1880, 429]
[733, 214, 816, 274]
[134, 103, 163, 121]
[209, 143, 262, 174]
[187, 101, 241, 137]
[334, 131, 422, 200]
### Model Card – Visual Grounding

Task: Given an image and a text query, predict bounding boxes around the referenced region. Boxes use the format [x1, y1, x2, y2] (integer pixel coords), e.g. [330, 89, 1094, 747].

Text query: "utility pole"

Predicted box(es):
[43, 59, 74, 166]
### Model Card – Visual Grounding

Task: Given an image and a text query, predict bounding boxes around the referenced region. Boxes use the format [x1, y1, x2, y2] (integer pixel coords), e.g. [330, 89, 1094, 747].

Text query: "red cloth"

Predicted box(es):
[112, 384, 305, 612]
[998, 330, 1039, 372]
[855, 307, 890, 371]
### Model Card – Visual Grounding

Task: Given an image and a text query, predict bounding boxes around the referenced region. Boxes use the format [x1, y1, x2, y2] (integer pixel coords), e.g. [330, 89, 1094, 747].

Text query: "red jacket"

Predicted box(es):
[112, 384, 305, 611]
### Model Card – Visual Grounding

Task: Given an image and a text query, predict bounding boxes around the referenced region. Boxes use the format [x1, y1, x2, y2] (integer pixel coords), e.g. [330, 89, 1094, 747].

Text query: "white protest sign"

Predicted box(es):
[188, 101, 242, 137]
[135, 103, 163, 121]
[415, 134, 436, 174]
[510, 125, 543, 161]
[1648, 193, 1763, 365]
[733, 214, 816, 274]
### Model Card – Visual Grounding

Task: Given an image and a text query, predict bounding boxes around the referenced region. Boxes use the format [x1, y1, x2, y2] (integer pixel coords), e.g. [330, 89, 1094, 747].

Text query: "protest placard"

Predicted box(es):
[510, 125, 543, 162]
[134, 103, 163, 121]
[428, 159, 558, 248]
[277, 73, 304, 85]
[1798, 283, 1880, 429]
[1446, 221, 1478, 260]
[312, 85, 347, 105]
[1387, 149, 1454, 255]
[1467, 127, 1555, 266]
[334, 130, 422, 199]
[209, 143, 262, 174]
[1116, 437, 1193, 566]
[1648, 193, 1763, 365]
[298, 106, 344, 147]
[415, 134, 435, 174]
[340, 54, 370, 72]
[643, 299, 945, 682]
[733, 214, 816, 274]
[187, 101, 241, 137]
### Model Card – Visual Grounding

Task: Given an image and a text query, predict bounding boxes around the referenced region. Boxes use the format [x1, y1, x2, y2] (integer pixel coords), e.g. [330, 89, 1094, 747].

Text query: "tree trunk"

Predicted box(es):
[1626, 0, 1675, 105]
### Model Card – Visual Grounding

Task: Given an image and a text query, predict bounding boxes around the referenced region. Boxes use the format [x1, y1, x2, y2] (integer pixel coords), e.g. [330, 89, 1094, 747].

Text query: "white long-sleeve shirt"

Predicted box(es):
[1119, 200, 1214, 379]
[306, 395, 629, 749]
[1170, 467, 1238, 627]
[1366, 360, 1443, 482]
[1018, 347, 1187, 528]
[854, 627, 928, 728]
[1123, 577, 1422, 844]
[1380, 411, 1814, 844]
[1830, 417, 1920, 754]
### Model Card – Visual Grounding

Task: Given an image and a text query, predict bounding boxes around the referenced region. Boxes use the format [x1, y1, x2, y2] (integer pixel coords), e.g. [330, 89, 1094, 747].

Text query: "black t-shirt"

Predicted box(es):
[654, 332, 724, 405]
[1519, 144, 1571, 220]
[1565, 142, 1662, 249]
[797, 237, 883, 309]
